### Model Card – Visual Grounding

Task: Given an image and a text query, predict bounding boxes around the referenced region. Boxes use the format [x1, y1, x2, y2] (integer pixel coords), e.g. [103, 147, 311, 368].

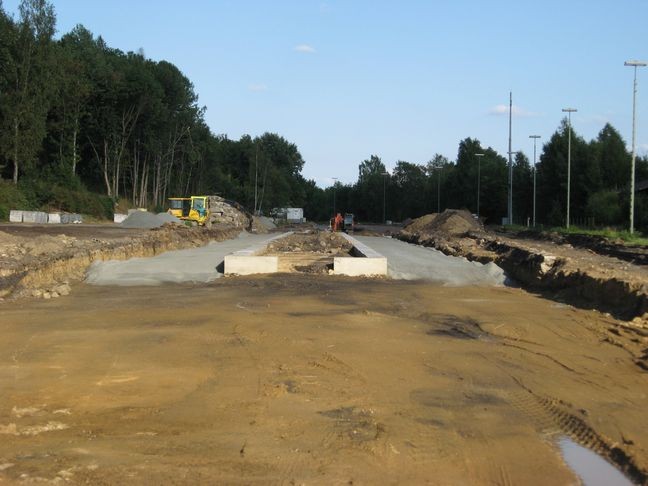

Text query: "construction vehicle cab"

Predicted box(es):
[187, 196, 208, 226]
[343, 213, 355, 232]
[167, 198, 191, 219]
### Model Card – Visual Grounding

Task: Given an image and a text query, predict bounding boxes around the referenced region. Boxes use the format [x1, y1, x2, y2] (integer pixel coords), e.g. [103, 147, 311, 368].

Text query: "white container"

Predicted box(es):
[286, 207, 303, 223]
[48, 213, 61, 224]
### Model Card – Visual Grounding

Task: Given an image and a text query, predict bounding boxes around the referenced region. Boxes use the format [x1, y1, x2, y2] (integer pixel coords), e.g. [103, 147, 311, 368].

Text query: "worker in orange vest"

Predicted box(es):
[334, 212, 343, 231]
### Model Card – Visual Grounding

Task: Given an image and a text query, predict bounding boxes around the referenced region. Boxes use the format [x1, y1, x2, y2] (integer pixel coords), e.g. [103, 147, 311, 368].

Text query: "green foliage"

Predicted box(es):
[586, 190, 622, 226]
[0, 179, 29, 220]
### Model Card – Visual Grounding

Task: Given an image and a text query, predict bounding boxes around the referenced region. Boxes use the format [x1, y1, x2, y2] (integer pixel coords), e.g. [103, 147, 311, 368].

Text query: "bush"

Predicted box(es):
[586, 190, 622, 226]
[0, 180, 30, 221]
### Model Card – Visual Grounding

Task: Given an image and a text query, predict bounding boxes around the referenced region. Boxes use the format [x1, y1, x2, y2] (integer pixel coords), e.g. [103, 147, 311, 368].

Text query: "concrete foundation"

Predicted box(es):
[333, 233, 388, 276]
[224, 231, 388, 277]
[224, 232, 292, 275]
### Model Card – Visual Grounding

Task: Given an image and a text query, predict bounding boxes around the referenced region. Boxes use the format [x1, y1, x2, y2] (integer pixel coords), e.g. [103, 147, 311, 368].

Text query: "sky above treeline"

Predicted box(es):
[3, 0, 648, 186]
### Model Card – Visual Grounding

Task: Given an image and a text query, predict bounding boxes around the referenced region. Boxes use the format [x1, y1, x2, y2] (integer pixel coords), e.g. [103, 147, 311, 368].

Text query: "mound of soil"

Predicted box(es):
[402, 209, 483, 238]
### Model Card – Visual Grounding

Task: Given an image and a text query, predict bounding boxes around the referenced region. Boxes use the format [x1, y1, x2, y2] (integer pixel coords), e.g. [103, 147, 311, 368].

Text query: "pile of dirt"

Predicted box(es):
[121, 211, 182, 229]
[401, 214, 438, 235]
[402, 209, 483, 238]
[263, 232, 353, 256]
[250, 216, 275, 234]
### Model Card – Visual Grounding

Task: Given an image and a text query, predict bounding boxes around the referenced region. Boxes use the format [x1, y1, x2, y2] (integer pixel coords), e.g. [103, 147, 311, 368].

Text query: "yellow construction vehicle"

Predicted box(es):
[168, 196, 222, 227]
[167, 197, 191, 219]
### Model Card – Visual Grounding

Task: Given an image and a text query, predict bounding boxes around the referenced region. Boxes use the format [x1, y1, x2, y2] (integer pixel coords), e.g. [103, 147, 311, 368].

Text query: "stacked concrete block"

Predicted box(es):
[48, 213, 61, 224]
[22, 211, 47, 223]
[9, 210, 23, 222]
[60, 213, 82, 224]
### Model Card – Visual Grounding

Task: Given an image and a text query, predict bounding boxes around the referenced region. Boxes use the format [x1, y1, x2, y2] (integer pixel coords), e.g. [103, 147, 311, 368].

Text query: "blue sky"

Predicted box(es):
[3, 0, 648, 186]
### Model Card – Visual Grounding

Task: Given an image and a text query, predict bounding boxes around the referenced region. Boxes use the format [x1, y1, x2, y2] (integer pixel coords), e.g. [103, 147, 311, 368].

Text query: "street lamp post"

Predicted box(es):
[625, 60, 647, 234]
[332, 177, 338, 217]
[562, 108, 577, 228]
[475, 154, 484, 218]
[529, 135, 541, 227]
[381, 172, 389, 224]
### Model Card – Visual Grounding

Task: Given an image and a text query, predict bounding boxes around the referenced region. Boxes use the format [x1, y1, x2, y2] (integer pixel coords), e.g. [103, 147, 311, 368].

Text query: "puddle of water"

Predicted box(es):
[558, 437, 632, 486]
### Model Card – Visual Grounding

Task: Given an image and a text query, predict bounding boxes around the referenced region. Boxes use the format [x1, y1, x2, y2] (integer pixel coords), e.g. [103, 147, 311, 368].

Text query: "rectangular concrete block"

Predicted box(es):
[333, 233, 388, 276]
[22, 211, 37, 223]
[48, 213, 61, 224]
[333, 256, 388, 276]
[61, 213, 83, 224]
[114, 213, 128, 223]
[224, 255, 279, 275]
[9, 210, 23, 223]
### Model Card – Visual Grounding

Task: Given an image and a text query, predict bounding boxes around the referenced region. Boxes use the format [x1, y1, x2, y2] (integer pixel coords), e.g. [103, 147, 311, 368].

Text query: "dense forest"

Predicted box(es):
[1, 0, 647, 232]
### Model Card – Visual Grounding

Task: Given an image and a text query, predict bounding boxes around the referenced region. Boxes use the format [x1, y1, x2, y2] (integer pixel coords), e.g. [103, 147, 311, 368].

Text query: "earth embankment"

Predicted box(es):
[0, 224, 240, 301]
[398, 210, 648, 321]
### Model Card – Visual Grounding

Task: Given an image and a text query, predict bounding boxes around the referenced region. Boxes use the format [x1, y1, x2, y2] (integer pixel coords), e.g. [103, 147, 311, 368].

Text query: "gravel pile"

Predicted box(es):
[120, 211, 182, 229]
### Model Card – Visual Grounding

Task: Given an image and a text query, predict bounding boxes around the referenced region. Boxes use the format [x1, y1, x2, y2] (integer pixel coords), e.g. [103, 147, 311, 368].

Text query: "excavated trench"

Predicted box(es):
[397, 232, 648, 321]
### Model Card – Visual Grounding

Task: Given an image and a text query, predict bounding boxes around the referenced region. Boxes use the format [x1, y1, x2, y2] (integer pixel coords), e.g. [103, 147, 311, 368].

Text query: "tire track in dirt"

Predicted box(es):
[508, 380, 647, 485]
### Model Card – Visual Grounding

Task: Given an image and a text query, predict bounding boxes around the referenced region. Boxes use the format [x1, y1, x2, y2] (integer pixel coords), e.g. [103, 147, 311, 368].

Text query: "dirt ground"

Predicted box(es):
[0, 223, 147, 240]
[1, 276, 647, 484]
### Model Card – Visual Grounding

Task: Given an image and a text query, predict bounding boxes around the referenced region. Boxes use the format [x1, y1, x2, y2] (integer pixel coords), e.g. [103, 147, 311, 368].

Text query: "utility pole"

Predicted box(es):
[437, 168, 441, 213]
[381, 172, 389, 223]
[625, 60, 647, 234]
[508, 92, 513, 225]
[254, 143, 259, 214]
[475, 153, 484, 218]
[529, 135, 541, 227]
[562, 108, 577, 228]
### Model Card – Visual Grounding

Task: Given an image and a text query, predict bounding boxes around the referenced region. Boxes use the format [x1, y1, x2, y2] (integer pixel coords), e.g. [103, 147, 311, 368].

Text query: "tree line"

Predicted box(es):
[0, 0, 313, 218]
[316, 121, 648, 232]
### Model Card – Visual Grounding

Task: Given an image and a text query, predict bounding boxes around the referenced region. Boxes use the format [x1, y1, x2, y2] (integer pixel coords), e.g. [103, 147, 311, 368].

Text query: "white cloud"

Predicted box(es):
[294, 44, 316, 54]
[488, 104, 539, 117]
[248, 83, 268, 92]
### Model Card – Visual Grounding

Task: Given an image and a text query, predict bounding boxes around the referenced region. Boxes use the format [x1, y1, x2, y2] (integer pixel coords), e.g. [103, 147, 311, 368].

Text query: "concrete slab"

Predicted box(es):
[224, 232, 292, 275]
[333, 233, 388, 276]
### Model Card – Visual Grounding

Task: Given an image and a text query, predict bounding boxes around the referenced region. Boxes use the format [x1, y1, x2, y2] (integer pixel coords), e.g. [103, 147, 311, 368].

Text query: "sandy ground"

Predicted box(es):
[1, 276, 647, 484]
